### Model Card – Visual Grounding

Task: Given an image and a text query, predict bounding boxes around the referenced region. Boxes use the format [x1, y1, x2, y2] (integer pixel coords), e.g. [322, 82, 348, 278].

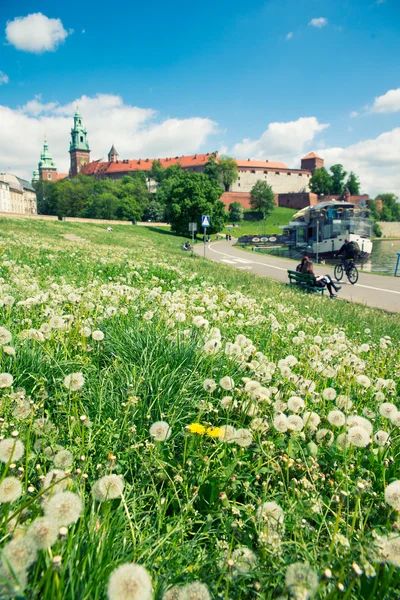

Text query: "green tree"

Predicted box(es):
[249, 181, 275, 217]
[142, 199, 165, 222]
[33, 180, 58, 215]
[158, 169, 225, 235]
[229, 202, 243, 223]
[346, 172, 360, 195]
[330, 164, 347, 195]
[375, 193, 400, 222]
[204, 156, 221, 183]
[149, 160, 165, 184]
[309, 167, 332, 195]
[218, 156, 238, 192]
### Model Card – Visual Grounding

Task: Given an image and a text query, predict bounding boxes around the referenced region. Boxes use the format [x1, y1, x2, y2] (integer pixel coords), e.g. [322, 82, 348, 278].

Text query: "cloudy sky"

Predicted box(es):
[1, 0, 399, 196]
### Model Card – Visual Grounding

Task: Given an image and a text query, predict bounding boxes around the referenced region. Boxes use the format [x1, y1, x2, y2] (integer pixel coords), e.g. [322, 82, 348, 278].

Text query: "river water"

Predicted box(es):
[361, 239, 400, 276]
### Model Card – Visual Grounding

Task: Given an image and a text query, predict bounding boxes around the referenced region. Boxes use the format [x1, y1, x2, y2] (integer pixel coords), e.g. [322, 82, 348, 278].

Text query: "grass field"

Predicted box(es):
[0, 217, 399, 600]
[221, 207, 297, 237]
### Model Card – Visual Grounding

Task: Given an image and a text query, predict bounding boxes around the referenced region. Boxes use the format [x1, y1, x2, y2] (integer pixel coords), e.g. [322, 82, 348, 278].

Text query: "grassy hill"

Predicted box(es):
[0, 217, 399, 599]
[220, 206, 297, 236]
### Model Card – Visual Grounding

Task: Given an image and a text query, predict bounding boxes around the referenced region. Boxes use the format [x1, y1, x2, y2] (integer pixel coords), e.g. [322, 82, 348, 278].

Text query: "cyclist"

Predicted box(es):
[336, 239, 360, 272]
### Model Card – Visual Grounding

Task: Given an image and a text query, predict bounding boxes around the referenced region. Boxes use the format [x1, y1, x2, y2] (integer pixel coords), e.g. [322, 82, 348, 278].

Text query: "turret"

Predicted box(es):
[38, 137, 58, 181]
[69, 109, 90, 177]
[108, 145, 119, 163]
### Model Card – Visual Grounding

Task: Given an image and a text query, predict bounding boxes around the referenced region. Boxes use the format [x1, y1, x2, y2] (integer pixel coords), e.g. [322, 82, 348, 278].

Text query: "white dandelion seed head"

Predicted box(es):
[0, 477, 23, 504]
[373, 430, 390, 447]
[0, 438, 24, 463]
[63, 372, 85, 392]
[149, 421, 171, 442]
[285, 562, 319, 599]
[287, 415, 304, 432]
[220, 396, 235, 409]
[356, 375, 371, 389]
[3, 346, 16, 356]
[250, 418, 268, 433]
[107, 563, 152, 600]
[244, 380, 261, 393]
[203, 378, 217, 393]
[219, 376, 235, 391]
[287, 396, 305, 413]
[257, 501, 284, 525]
[327, 410, 346, 427]
[384, 480, 400, 511]
[218, 425, 237, 443]
[53, 450, 74, 470]
[79, 326, 92, 337]
[379, 534, 400, 567]
[0, 565, 27, 597]
[203, 339, 221, 355]
[0, 372, 14, 388]
[162, 586, 181, 600]
[336, 432, 350, 448]
[303, 412, 321, 431]
[1, 535, 38, 572]
[44, 491, 83, 526]
[273, 413, 289, 433]
[336, 395, 353, 411]
[347, 415, 373, 435]
[234, 428, 253, 447]
[0, 327, 12, 346]
[49, 316, 65, 329]
[42, 470, 68, 495]
[390, 412, 400, 427]
[92, 330, 105, 341]
[179, 581, 211, 599]
[316, 429, 334, 445]
[347, 426, 371, 448]
[230, 546, 257, 575]
[322, 388, 337, 401]
[93, 474, 125, 502]
[27, 517, 59, 549]
[379, 403, 397, 419]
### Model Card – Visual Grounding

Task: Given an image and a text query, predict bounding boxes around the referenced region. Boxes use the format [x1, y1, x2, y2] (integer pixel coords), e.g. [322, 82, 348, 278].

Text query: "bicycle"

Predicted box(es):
[334, 257, 359, 285]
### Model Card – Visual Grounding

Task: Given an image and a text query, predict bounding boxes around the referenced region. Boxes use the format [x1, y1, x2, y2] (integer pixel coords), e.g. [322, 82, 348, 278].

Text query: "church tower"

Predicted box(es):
[38, 137, 58, 181]
[108, 145, 119, 162]
[69, 109, 90, 177]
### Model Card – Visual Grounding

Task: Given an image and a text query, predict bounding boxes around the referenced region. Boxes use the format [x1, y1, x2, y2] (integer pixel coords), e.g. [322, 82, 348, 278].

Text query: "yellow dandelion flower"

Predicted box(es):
[187, 423, 206, 435]
[206, 427, 222, 438]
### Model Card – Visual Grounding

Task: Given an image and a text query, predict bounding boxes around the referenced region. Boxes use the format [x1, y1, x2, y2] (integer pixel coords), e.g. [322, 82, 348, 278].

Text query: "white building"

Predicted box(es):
[0, 180, 11, 212]
[0, 174, 37, 214]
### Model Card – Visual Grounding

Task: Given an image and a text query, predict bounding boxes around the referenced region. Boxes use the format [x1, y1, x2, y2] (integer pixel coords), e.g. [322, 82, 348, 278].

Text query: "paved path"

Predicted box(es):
[194, 240, 400, 313]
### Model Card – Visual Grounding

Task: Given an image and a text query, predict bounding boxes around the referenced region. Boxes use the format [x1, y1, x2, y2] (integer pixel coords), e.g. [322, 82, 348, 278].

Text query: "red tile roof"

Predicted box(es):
[80, 153, 218, 176]
[235, 159, 288, 169]
[302, 152, 322, 160]
[57, 173, 68, 181]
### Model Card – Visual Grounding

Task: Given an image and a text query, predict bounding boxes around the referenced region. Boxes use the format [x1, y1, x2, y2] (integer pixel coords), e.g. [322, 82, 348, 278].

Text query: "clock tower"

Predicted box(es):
[69, 109, 90, 177]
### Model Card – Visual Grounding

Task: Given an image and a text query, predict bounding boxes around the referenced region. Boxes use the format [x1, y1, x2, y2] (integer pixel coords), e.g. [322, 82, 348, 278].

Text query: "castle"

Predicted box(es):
[32, 111, 368, 210]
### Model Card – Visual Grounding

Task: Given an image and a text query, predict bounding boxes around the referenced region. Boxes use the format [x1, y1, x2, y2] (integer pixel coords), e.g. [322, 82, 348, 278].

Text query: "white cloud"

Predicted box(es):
[0, 93, 217, 178]
[350, 111, 359, 118]
[5, 13, 71, 54]
[232, 117, 329, 162]
[319, 128, 400, 197]
[0, 71, 9, 85]
[371, 88, 400, 114]
[309, 17, 328, 28]
[285, 32, 293, 40]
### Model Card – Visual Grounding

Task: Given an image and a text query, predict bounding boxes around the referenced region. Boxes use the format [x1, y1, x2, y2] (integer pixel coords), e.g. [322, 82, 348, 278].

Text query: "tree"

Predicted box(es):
[229, 202, 243, 222]
[309, 167, 332, 195]
[330, 164, 347, 195]
[33, 180, 58, 215]
[375, 193, 400, 222]
[158, 169, 226, 235]
[218, 156, 238, 192]
[204, 156, 221, 183]
[142, 199, 165, 222]
[250, 181, 275, 217]
[346, 172, 360, 195]
[367, 199, 381, 221]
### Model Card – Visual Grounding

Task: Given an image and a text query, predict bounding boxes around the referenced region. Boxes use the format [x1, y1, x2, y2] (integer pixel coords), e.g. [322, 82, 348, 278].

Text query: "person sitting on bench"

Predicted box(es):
[301, 260, 341, 298]
[296, 256, 309, 272]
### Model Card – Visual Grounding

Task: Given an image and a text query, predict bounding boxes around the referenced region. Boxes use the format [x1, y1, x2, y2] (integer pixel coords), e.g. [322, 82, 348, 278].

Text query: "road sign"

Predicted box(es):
[188, 222, 197, 232]
[201, 215, 210, 227]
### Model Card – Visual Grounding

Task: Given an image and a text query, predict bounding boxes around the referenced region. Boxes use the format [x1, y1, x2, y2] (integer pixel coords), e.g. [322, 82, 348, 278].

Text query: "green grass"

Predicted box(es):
[0, 217, 399, 600]
[221, 207, 297, 236]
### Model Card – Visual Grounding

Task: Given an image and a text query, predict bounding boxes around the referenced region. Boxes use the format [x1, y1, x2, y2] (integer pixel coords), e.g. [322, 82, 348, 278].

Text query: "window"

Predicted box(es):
[287, 172, 291, 176]
[238, 176, 241, 180]
[251, 170, 256, 174]
[275, 171, 280, 175]
[47, 173, 52, 180]
[238, 183, 240, 187]
[80, 136, 83, 143]
[299, 173, 302, 176]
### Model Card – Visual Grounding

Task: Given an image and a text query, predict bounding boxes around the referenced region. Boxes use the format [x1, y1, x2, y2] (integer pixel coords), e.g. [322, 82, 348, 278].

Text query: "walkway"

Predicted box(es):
[194, 240, 400, 313]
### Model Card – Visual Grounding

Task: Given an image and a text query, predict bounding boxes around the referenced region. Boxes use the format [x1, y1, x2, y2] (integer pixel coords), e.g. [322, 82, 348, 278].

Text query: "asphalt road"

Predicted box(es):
[194, 240, 400, 313]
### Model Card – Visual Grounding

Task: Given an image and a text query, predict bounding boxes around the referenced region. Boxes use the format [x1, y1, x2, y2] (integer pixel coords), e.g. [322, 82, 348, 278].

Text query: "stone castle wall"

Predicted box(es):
[231, 169, 311, 194]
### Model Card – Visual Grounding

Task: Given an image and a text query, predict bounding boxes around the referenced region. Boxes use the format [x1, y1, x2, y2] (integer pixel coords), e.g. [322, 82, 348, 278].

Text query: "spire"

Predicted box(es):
[108, 144, 119, 162]
[70, 110, 90, 152]
[38, 137, 56, 170]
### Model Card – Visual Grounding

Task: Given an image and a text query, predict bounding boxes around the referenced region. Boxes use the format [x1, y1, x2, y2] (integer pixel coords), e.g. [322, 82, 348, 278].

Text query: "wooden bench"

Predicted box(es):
[287, 270, 325, 296]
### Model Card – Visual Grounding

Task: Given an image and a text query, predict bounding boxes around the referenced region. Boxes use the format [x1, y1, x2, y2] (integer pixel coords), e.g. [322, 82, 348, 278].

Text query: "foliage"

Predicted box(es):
[203, 156, 221, 183]
[218, 156, 238, 192]
[367, 199, 381, 221]
[249, 181, 275, 217]
[142, 198, 166, 222]
[0, 218, 399, 600]
[376, 193, 400, 222]
[346, 172, 360, 195]
[228, 202, 244, 222]
[309, 167, 333, 195]
[157, 168, 226, 235]
[330, 164, 348, 195]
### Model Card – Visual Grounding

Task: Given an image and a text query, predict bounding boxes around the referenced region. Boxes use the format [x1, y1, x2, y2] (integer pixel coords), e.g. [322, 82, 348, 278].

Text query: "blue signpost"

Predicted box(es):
[395, 253, 400, 277]
[202, 215, 210, 258]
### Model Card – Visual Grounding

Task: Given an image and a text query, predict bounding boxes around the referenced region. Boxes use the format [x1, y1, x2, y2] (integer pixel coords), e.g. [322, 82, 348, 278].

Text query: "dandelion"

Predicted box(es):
[285, 562, 319, 599]
[219, 376, 235, 391]
[244, 380, 260, 394]
[390, 412, 400, 426]
[92, 330, 105, 341]
[220, 396, 235, 409]
[287, 396, 305, 413]
[0, 327, 12, 345]
[203, 379, 217, 393]
[107, 563, 152, 600]
[3, 346, 15, 356]
[230, 547, 257, 575]
[322, 388, 337, 401]
[53, 450, 74, 470]
[327, 410, 345, 427]
[347, 426, 370, 448]
[93, 475, 125, 502]
[0, 373, 13, 388]
[218, 425, 237, 443]
[44, 491, 83, 526]
[336, 395, 352, 411]
[149, 421, 171, 441]
[373, 430, 390, 446]
[287, 415, 304, 432]
[49, 316, 65, 329]
[206, 427, 222, 438]
[187, 423, 206, 435]
[303, 412, 321, 432]
[380, 534, 400, 567]
[379, 402, 397, 419]
[256, 501, 284, 526]
[1, 536, 38, 572]
[234, 428, 253, 447]
[63, 372, 85, 391]
[203, 339, 221, 354]
[42, 470, 68, 495]
[347, 415, 372, 435]
[27, 517, 59, 549]
[384, 480, 400, 510]
[163, 587, 181, 600]
[0, 438, 24, 463]
[316, 429, 334, 445]
[179, 582, 211, 599]
[12, 400, 31, 419]
[0, 566, 27, 597]
[273, 413, 289, 433]
[0, 477, 23, 504]
[79, 326, 91, 337]
[356, 375, 371, 389]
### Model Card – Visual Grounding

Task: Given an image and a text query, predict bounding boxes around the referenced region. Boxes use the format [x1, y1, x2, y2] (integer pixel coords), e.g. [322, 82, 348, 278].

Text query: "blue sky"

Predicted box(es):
[1, 0, 399, 194]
